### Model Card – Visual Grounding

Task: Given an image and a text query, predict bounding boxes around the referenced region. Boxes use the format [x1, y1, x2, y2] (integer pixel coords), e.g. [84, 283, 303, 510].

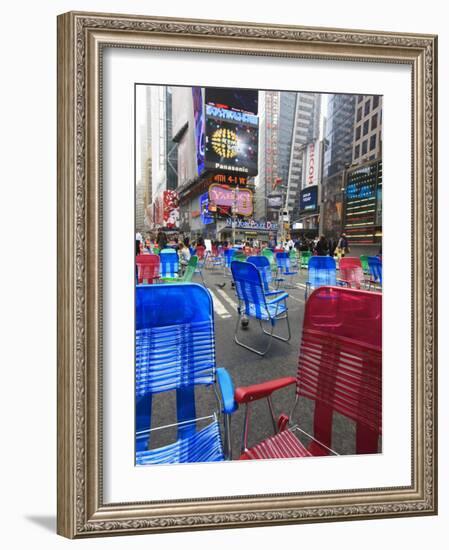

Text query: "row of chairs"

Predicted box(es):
[136, 282, 381, 465]
[136, 250, 205, 285]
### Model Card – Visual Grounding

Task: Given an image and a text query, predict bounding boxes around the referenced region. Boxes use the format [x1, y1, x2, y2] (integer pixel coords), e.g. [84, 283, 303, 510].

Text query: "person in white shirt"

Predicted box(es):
[178, 242, 191, 274]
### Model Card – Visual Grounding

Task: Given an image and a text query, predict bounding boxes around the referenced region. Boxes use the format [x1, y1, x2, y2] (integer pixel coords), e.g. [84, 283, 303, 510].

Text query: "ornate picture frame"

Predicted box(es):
[57, 11, 437, 538]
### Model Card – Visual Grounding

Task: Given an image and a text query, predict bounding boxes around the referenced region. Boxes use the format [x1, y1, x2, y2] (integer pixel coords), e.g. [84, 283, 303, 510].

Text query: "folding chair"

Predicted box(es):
[338, 257, 365, 289]
[300, 250, 312, 269]
[231, 261, 291, 356]
[367, 256, 382, 291]
[234, 286, 382, 460]
[135, 283, 236, 464]
[276, 252, 298, 288]
[305, 256, 337, 300]
[247, 256, 284, 297]
[163, 255, 198, 284]
[223, 248, 236, 278]
[289, 249, 299, 269]
[159, 248, 179, 282]
[360, 254, 370, 275]
[136, 254, 160, 284]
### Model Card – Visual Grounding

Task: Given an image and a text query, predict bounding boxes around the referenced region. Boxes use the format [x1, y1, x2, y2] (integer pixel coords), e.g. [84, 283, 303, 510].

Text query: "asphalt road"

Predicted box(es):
[147, 261, 364, 461]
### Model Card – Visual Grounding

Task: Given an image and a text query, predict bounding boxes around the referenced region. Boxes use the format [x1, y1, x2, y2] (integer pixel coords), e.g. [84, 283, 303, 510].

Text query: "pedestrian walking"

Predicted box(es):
[314, 235, 329, 256]
[335, 232, 350, 259]
[157, 229, 168, 250]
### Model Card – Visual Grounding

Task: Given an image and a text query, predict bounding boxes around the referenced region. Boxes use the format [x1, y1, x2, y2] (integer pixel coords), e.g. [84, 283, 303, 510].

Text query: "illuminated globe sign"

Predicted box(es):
[211, 128, 238, 159]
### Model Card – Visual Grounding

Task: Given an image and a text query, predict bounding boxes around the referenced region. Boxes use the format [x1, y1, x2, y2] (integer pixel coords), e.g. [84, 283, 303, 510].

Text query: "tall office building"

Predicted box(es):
[321, 94, 356, 238]
[135, 86, 152, 233]
[352, 95, 382, 165]
[286, 92, 321, 222]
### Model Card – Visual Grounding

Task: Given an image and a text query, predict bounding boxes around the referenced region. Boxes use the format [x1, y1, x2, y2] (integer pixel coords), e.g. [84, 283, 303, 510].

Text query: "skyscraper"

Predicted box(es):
[286, 92, 321, 223]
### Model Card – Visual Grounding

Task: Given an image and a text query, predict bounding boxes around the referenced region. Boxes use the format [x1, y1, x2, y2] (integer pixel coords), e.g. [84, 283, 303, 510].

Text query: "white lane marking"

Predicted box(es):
[288, 294, 304, 303]
[215, 288, 238, 311]
[208, 289, 232, 318]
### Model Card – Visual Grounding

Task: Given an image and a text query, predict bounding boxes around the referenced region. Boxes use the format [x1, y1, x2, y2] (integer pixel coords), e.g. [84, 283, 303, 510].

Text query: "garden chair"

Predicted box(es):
[163, 255, 198, 284]
[338, 257, 365, 289]
[247, 256, 284, 297]
[136, 254, 160, 284]
[360, 254, 370, 275]
[223, 248, 236, 278]
[234, 286, 382, 460]
[367, 256, 382, 290]
[276, 251, 298, 288]
[289, 249, 299, 269]
[300, 250, 312, 269]
[231, 261, 291, 356]
[305, 256, 337, 299]
[159, 248, 179, 282]
[135, 283, 236, 464]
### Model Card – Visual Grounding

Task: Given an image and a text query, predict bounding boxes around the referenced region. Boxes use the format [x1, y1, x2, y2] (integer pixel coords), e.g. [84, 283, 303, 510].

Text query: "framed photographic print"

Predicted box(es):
[57, 11, 437, 538]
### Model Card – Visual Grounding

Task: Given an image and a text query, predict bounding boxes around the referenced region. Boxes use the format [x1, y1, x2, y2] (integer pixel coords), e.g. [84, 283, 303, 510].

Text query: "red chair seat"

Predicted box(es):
[240, 429, 312, 460]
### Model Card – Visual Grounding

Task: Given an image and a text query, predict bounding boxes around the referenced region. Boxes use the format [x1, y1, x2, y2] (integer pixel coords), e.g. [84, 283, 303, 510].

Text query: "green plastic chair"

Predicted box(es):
[289, 249, 299, 268]
[261, 248, 277, 273]
[300, 251, 312, 269]
[233, 252, 247, 263]
[360, 255, 370, 275]
[163, 255, 198, 284]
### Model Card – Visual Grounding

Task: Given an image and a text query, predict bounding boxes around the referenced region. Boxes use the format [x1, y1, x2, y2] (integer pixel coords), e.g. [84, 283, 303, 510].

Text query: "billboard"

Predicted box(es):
[199, 192, 214, 225]
[299, 185, 318, 212]
[267, 194, 282, 208]
[208, 184, 253, 217]
[205, 117, 258, 176]
[205, 88, 258, 115]
[163, 190, 179, 229]
[192, 87, 205, 175]
[302, 140, 322, 189]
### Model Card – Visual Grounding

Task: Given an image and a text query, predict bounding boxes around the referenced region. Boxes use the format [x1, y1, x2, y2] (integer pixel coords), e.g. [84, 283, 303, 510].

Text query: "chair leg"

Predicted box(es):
[259, 313, 291, 343]
[234, 314, 274, 356]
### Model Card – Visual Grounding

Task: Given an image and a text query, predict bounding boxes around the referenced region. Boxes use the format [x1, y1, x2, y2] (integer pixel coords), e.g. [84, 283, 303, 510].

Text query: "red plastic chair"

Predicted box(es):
[338, 257, 365, 289]
[136, 254, 160, 284]
[196, 245, 206, 260]
[235, 286, 382, 459]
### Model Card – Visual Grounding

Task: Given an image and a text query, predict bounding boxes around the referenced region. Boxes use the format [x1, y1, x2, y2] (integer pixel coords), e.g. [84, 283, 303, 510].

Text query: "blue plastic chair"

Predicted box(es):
[223, 248, 236, 277]
[367, 256, 382, 290]
[247, 256, 284, 297]
[305, 256, 337, 300]
[231, 261, 291, 356]
[135, 283, 236, 464]
[275, 252, 298, 288]
[159, 248, 179, 280]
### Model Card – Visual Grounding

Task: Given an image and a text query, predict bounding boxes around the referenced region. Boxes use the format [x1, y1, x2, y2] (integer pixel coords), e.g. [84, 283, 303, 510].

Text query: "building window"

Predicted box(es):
[372, 113, 378, 130]
[364, 100, 371, 116]
[357, 107, 362, 122]
[355, 144, 360, 158]
[370, 135, 377, 151]
[373, 96, 380, 109]
[362, 140, 368, 155]
[355, 125, 361, 140]
[363, 120, 369, 135]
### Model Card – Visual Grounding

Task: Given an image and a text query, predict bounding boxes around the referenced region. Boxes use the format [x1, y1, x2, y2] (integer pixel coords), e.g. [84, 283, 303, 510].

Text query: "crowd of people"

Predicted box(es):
[136, 230, 354, 261]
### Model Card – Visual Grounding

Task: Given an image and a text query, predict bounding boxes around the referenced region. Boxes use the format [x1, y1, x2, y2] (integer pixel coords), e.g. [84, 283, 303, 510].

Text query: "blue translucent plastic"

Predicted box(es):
[276, 252, 298, 276]
[216, 367, 237, 414]
[135, 283, 228, 463]
[247, 256, 273, 293]
[159, 248, 179, 278]
[231, 261, 288, 322]
[367, 256, 382, 285]
[307, 256, 337, 289]
[224, 248, 236, 268]
[136, 420, 223, 464]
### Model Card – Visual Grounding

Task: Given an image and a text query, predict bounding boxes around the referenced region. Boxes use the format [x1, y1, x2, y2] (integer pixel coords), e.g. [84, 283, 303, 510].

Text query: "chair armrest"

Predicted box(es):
[235, 376, 296, 404]
[265, 289, 284, 296]
[267, 291, 289, 304]
[216, 368, 237, 414]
